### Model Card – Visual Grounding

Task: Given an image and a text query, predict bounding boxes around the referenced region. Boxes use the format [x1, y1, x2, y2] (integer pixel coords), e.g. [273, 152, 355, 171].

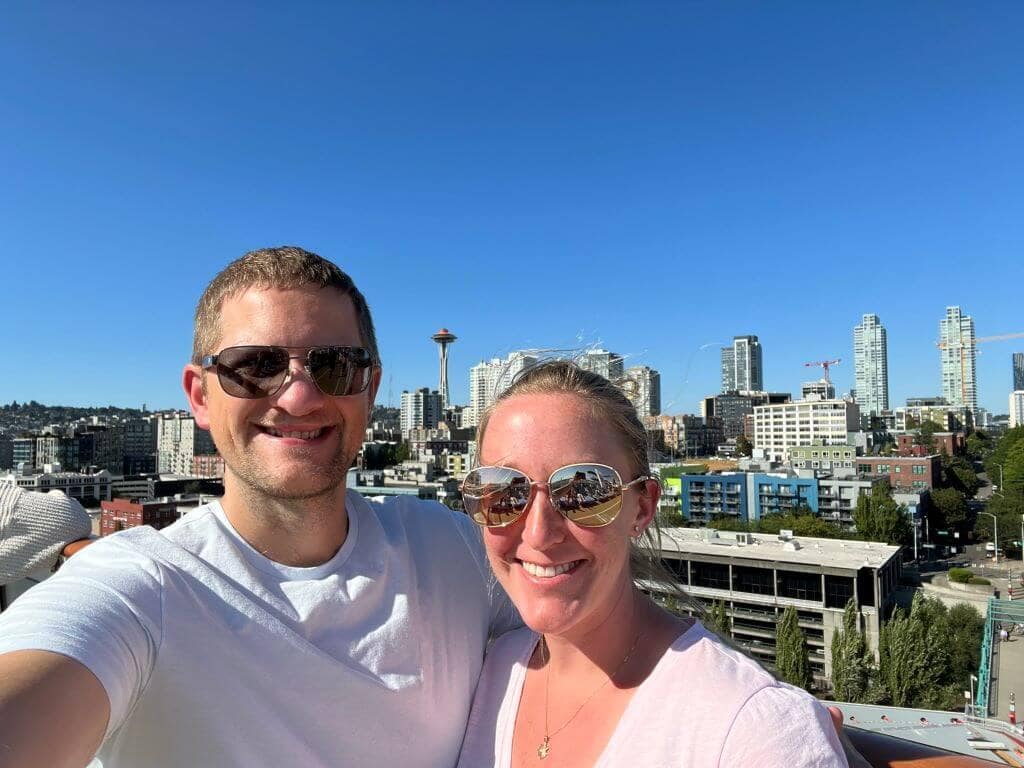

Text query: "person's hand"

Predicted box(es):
[828, 706, 872, 768]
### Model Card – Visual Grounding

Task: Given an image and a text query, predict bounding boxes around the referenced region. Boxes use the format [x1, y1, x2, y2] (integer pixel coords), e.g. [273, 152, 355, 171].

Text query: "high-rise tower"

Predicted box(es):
[853, 314, 889, 418]
[431, 328, 457, 409]
[939, 306, 977, 413]
[721, 335, 763, 393]
[1013, 352, 1024, 392]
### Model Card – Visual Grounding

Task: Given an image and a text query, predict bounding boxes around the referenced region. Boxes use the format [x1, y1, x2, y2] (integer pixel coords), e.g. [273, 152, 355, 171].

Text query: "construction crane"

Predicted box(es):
[935, 332, 1024, 408]
[804, 358, 841, 382]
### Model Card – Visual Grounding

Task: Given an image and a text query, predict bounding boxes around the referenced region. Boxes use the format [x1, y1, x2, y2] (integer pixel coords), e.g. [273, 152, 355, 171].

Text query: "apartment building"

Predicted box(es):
[157, 412, 216, 475]
[855, 455, 941, 491]
[753, 399, 861, 463]
[853, 314, 890, 420]
[939, 306, 977, 414]
[721, 335, 763, 393]
[624, 365, 661, 418]
[399, 388, 443, 437]
[701, 391, 791, 441]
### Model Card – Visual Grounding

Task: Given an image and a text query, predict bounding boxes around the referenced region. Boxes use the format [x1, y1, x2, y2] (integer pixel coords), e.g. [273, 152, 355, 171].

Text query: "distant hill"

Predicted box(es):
[0, 401, 152, 435]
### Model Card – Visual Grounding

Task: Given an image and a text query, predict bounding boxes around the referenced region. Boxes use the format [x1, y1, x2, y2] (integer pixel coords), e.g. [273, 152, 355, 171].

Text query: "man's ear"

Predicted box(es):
[183, 364, 211, 430]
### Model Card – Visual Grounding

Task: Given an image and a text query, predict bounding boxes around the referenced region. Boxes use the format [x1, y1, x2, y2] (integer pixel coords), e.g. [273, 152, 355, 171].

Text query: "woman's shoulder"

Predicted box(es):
[665, 621, 778, 693]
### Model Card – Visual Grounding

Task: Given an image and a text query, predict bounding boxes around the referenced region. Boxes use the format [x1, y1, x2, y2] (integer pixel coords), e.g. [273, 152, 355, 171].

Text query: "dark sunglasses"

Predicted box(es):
[201, 345, 375, 399]
[461, 463, 652, 528]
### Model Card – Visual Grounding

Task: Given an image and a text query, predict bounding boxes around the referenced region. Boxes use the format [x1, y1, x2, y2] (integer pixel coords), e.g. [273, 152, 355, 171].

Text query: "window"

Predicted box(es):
[733, 566, 774, 595]
[691, 561, 730, 590]
[777, 570, 822, 602]
[824, 575, 855, 609]
[894, 466, 901, 473]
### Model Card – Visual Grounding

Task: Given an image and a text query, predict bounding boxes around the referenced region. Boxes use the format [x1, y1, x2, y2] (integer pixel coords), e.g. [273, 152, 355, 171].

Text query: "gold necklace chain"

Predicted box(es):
[537, 630, 643, 760]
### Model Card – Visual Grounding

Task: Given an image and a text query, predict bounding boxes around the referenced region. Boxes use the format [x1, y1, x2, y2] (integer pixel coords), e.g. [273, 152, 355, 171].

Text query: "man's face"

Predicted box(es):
[184, 285, 379, 502]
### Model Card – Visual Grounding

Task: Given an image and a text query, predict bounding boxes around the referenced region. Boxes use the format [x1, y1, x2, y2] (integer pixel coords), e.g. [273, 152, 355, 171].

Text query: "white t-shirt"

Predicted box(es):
[0, 491, 517, 768]
[458, 623, 848, 768]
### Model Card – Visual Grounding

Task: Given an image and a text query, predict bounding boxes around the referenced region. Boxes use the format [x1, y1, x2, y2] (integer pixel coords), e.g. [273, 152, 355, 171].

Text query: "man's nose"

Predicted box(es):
[272, 359, 324, 414]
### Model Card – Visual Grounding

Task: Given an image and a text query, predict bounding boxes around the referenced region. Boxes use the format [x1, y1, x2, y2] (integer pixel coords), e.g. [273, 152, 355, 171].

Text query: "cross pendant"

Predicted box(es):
[537, 737, 550, 759]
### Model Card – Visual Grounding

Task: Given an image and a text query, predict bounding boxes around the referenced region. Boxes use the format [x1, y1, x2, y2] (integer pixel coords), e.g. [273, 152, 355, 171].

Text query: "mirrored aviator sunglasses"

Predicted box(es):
[461, 463, 650, 528]
[202, 345, 374, 399]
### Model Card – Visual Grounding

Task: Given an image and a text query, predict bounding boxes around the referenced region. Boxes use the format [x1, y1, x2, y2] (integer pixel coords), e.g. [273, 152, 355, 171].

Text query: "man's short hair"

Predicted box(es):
[192, 246, 380, 365]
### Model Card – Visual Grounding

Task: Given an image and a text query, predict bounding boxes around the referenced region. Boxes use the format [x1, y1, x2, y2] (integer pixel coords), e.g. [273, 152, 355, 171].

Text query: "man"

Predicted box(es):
[0, 246, 516, 767]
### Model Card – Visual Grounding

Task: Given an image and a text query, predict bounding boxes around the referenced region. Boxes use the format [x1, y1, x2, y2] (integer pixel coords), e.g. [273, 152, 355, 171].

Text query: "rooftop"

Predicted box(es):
[659, 526, 902, 570]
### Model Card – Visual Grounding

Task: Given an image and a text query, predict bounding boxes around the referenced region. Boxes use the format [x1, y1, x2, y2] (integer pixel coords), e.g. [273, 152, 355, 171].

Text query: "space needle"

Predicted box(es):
[431, 327, 457, 409]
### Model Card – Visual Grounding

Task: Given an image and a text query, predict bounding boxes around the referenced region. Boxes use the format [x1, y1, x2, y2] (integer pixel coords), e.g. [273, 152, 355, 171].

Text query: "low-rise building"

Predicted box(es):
[789, 442, 857, 472]
[0, 464, 112, 504]
[893, 432, 965, 457]
[100, 498, 187, 535]
[656, 527, 902, 687]
[855, 455, 940, 491]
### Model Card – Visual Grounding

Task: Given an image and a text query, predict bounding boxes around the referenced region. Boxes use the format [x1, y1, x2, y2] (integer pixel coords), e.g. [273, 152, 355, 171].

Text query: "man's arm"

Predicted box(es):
[0, 650, 110, 768]
[0, 486, 92, 585]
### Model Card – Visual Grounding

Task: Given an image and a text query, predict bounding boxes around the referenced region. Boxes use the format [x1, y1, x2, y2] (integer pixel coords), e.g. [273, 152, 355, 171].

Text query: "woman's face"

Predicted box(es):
[479, 392, 657, 642]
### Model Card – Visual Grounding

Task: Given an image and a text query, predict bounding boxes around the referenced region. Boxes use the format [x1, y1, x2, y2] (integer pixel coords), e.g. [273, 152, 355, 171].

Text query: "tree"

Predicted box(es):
[877, 605, 927, 707]
[704, 599, 730, 636]
[831, 598, 871, 702]
[775, 605, 812, 691]
[915, 420, 940, 452]
[735, 435, 752, 457]
[929, 487, 969, 530]
[940, 455, 980, 496]
[947, 603, 984, 696]
[853, 481, 912, 545]
[966, 431, 991, 462]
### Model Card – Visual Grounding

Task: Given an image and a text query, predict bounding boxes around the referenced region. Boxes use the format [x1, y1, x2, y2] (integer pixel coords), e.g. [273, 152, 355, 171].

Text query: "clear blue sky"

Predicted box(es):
[1, 3, 1021, 415]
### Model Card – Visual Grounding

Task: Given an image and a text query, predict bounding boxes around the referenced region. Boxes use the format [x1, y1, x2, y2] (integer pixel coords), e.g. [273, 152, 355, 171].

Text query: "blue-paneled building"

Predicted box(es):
[676, 471, 818, 523]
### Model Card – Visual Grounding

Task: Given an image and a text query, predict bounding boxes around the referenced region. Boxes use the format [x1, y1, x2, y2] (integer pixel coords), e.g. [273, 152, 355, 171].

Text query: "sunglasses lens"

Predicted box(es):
[463, 467, 531, 527]
[308, 347, 372, 396]
[549, 464, 624, 527]
[215, 346, 289, 398]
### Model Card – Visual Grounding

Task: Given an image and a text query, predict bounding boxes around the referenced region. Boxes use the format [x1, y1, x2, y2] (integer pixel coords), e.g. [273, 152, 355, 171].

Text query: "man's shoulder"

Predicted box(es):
[354, 491, 476, 539]
[66, 502, 223, 574]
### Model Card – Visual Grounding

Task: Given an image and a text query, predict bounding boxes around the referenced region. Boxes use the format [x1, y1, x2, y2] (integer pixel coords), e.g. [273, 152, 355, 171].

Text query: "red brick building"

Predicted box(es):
[894, 432, 965, 458]
[193, 453, 225, 478]
[100, 499, 183, 536]
[856, 455, 941, 491]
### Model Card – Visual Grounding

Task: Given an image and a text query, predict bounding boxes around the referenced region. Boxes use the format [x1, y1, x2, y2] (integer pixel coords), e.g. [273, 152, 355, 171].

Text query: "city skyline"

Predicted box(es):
[1, 5, 1021, 414]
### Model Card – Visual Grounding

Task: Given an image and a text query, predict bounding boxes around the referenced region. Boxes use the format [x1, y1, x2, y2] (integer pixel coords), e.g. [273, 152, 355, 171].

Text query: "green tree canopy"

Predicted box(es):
[940, 455, 980, 496]
[929, 487, 969, 530]
[853, 481, 912, 546]
[775, 605, 812, 691]
[735, 435, 752, 457]
[831, 598, 871, 702]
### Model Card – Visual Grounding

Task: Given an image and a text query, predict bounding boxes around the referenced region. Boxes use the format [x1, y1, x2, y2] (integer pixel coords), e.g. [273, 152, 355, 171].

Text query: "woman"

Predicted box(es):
[458, 361, 847, 767]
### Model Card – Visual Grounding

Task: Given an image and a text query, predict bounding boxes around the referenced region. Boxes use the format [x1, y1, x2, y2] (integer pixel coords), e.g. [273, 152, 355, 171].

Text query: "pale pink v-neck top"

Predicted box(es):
[457, 621, 848, 768]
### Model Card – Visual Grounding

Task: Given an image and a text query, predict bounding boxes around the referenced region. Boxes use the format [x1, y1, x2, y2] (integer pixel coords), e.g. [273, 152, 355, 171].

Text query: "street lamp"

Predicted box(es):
[980, 510, 1000, 567]
[969, 674, 979, 717]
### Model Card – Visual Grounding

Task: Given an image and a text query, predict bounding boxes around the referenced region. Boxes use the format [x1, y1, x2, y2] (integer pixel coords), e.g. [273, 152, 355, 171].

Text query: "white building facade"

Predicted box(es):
[1010, 390, 1024, 429]
[465, 351, 538, 427]
[853, 313, 889, 418]
[624, 365, 661, 418]
[157, 412, 216, 475]
[753, 399, 861, 463]
[939, 306, 977, 414]
[721, 335, 763, 393]
[399, 388, 443, 437]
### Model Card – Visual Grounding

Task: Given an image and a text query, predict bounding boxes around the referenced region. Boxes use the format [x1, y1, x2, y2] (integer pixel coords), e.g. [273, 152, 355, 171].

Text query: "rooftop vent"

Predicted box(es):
[783, 540, 802, 551]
